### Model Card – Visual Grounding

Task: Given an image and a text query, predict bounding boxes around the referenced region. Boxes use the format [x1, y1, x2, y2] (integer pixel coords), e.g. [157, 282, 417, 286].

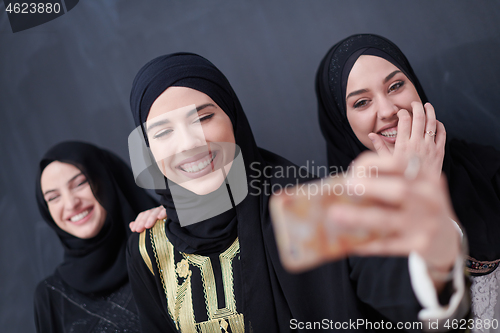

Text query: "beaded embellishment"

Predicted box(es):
[466, 255, 500, 275]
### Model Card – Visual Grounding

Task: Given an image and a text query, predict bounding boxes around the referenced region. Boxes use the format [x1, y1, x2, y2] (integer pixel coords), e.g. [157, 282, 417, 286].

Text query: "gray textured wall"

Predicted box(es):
[1, 1, 500, 332]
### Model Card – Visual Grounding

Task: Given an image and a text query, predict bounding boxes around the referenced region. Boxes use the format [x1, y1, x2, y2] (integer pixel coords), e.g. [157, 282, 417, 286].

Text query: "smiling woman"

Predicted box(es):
[146, 86, 236, 195]
[316, 33, 500, 329]
[34, 141, 158, 333]
[41, 161, 107, 239]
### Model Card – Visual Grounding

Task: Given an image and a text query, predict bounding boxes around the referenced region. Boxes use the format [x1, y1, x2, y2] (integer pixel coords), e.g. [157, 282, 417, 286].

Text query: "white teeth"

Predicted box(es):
[180, 152, 216, 173]
[70, 210, 89, 222]
[381, 129, 397, 138]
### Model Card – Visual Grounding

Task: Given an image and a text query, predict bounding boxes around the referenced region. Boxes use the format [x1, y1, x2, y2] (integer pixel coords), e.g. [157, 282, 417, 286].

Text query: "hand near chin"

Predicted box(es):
[129, 205, 167, 233]
[368, 101, 446, 181]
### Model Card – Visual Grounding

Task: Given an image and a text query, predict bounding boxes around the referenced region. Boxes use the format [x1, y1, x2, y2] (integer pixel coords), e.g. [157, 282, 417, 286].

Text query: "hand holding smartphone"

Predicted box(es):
[270, 176, 380, 273]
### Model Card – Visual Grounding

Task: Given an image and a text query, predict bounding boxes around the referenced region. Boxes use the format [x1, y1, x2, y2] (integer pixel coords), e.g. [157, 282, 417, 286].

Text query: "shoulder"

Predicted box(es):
[34, 275, 66, 312]
[127, 220, 167, 276]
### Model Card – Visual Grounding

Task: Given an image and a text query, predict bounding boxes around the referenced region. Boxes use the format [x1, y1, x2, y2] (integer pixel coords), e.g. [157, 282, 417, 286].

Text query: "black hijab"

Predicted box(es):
[316, 33, 500, 267]
[35, 141, 158, 294]
[130, 52, 267, 255]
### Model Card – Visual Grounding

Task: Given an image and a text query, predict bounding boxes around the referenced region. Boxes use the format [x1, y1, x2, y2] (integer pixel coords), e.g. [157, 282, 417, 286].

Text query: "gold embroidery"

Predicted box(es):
[176, 259, 190, 278]
[150, 220, 244, 332]
[139, 230, 154, 275]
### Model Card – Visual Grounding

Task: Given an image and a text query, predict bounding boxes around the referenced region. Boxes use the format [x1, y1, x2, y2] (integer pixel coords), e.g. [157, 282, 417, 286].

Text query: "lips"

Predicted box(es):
[67, 207, 94, 225]
[174, 150, 221, 180]
[375, 122, 398, 143]
[178, 151, 216, 173]
[380, 127, 397, 138]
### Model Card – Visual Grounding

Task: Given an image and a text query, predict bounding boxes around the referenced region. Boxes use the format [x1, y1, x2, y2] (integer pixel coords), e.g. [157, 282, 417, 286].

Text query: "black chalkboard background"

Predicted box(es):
[1, 1, 500, 332]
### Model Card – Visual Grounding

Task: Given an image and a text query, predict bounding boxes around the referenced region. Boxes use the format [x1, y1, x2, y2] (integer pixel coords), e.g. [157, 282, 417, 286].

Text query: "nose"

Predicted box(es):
[176, 124, 205, 152]
[63, 192, 81, 212]
[377, 96, 399, 120]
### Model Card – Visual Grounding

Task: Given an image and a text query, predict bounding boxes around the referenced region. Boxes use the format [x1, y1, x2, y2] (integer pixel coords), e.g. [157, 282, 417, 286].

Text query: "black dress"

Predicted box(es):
[125, 53, 467, 332]
[34, 141, 158, 333]
[34, 272, 139, 333]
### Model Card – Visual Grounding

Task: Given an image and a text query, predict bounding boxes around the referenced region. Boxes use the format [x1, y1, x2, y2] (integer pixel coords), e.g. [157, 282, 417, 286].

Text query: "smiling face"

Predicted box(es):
[40, 161, 107, 239]
[345, 55, 422, 153]
[146, 86, 236, 195]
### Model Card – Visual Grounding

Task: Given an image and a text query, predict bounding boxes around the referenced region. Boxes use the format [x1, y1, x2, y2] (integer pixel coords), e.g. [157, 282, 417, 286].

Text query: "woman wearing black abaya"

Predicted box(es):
[316, 34, 500, 329]
[126, 53, 468, 332]
[34, 141, 159, 333]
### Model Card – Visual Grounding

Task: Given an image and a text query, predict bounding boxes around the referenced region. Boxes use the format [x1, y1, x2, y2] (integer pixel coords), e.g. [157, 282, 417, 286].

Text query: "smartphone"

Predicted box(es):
[269, 177, 378, 273]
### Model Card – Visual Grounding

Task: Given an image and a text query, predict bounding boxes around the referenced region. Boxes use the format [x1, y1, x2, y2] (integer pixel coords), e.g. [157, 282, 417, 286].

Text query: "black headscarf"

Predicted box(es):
[35, 141, 158, 294]
[130, 52, 266, 255]
[316, 33, 500, 266]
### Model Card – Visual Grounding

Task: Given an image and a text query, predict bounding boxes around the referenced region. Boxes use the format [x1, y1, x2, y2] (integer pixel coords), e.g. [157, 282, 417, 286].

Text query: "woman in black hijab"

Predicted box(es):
[34, 141, 158, 333]
[126, 52, 468, 332]
[316, 33, 500, 326]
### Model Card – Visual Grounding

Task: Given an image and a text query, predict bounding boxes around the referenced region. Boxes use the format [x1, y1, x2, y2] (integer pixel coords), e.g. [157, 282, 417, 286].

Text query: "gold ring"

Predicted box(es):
[426, 130, 436, 137]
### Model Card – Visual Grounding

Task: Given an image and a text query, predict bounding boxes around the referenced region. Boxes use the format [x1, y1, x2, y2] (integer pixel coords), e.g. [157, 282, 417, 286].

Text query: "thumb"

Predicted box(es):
[368, 133, 391, 157]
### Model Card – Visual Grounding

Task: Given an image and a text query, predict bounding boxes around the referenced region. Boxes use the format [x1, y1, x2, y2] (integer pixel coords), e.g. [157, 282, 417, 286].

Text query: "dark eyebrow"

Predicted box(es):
[346, 89, 369, 100]
[43, 172, 84, 196]
[146, 103, 216, 134]
[383, 70, 401, 84]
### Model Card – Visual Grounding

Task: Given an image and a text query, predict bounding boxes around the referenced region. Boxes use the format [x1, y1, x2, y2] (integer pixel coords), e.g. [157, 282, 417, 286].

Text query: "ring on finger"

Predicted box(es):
[425, 130, 436, 137]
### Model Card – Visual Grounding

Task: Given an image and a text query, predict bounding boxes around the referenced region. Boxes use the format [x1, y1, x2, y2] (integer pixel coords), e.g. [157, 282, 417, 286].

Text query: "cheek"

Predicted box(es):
[206, 118, 235, 143]
[48, 204, 63, 224]
[150, 141, 175, 162]
[347, 110, 374, 136]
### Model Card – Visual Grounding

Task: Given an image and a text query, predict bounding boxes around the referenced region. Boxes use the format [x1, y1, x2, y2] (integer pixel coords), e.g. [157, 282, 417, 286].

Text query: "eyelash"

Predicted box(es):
[77, 179, 88, 187]
[352, 80, 405, 109]
[153, 113, 215, 139]
[46, 179, 88, 202]
[388, 80, 404, 92]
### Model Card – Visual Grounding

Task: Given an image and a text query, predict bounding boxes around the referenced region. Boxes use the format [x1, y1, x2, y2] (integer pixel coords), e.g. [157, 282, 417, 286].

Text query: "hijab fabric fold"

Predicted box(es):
[36, 141, 158, 294]
[316, 33, 500, 266]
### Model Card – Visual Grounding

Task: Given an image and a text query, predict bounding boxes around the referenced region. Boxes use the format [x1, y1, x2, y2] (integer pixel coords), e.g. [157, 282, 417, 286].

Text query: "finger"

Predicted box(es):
[145, 207, 162, 228]
[368, 133, 391, 157]
[328, 204, 404, 235]
[351, 151, 407, 176]
[157, 206, 167, 219]
[396, 109, 411, 142]
[348, 176, 408, 207]
[434, 121, 446, 150]
[350, 236, 418, 257]
[424, 103, 437, 142]
[410, 101, 425, 140]
[129, 221, 136, 232]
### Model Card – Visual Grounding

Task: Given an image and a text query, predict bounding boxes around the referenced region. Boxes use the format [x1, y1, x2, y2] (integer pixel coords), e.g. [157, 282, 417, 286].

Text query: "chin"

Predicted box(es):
[180, 170, 226, 195]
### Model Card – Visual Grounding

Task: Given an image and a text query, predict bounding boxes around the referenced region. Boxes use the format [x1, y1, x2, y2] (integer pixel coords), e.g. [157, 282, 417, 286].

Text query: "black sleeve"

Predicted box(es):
[126, 232, 177, 333]
[349, 256, 423, 332]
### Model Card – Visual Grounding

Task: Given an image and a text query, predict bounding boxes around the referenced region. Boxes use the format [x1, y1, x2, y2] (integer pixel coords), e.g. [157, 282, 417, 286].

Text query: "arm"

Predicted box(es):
[328, 153, 469, 330]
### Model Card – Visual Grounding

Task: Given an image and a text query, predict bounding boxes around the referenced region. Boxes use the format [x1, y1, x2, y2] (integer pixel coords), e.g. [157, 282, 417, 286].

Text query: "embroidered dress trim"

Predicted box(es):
[150, 220, 244, 332]
[139, 230, 154, 275]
